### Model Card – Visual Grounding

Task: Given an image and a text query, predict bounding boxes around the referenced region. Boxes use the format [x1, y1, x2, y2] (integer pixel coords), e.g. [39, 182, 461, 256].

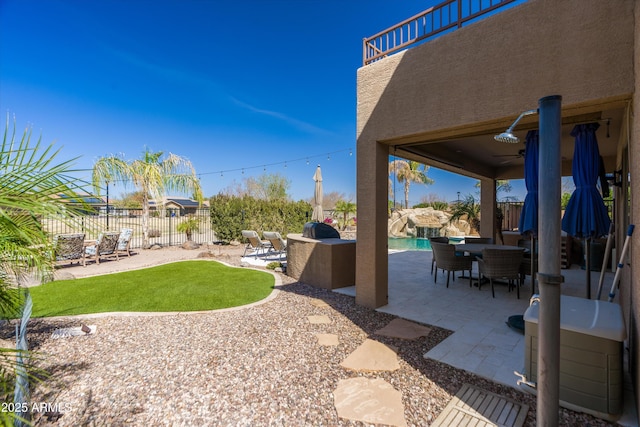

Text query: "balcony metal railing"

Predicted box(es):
[363, 0, 520, 65]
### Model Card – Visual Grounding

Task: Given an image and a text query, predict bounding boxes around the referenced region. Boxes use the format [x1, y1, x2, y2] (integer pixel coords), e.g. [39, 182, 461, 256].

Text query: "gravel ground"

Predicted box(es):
[6, 245, 615, 426]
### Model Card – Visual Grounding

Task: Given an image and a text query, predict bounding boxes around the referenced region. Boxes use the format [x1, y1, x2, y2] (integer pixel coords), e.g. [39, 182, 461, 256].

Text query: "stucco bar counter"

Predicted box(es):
[286, 234, 355, 290]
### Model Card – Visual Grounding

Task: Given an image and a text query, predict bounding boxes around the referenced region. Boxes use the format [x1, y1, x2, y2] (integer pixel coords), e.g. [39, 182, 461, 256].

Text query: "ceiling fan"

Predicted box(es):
[494, 149, 525, 164]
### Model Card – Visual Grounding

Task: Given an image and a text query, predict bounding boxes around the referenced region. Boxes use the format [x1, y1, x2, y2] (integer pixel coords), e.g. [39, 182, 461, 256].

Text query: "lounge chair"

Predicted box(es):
[53, 233, 86, 266]
[430, 241, 472, 288]
[84, 231, 120, 265]
[116, 228, 133, 257]
[241, 230, 272, 258]
[476, 248, 524, 298]
[262, 231, 287, 256]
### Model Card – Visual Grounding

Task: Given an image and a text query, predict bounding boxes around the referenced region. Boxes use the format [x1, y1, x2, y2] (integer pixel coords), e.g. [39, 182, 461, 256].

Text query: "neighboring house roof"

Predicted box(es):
[55, 193, 106, 205]
[149, 197, 205, 209]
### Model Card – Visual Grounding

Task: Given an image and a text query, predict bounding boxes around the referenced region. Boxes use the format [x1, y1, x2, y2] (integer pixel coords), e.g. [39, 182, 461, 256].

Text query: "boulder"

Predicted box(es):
[181, 241, 201, 250]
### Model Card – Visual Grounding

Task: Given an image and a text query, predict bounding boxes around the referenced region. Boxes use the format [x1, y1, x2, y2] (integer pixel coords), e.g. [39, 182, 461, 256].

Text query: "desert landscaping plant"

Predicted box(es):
[333, 200, 356, 230]
[449, 194, 481, 235]
[177, 215, 201, 241]
[0, 116, 88, 425]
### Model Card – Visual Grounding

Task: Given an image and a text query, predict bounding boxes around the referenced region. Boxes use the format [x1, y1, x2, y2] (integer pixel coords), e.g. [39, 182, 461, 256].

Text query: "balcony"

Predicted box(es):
[363, 0, 522, 65]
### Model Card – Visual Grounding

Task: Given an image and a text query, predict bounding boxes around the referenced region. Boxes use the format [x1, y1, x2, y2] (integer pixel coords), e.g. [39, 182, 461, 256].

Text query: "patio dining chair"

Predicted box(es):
[518, 238, 538, 288]
[85, 231, 120, 265]
[476, 248, 524, 298]
[53, 233, 86, 266]
[262, 231, 287, 256]
[241, 230, 272, 258]
[428, 236, 449, 275]
[430, 241, 473, 288]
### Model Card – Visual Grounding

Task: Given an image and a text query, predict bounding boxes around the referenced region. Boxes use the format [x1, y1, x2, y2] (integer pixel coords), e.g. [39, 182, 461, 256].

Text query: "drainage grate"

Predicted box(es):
[432, 383, 529, 427]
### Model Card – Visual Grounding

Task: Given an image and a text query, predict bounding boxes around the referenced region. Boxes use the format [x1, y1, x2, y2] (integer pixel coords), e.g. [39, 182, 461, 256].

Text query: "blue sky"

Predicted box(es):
[1, 0, 526, 205]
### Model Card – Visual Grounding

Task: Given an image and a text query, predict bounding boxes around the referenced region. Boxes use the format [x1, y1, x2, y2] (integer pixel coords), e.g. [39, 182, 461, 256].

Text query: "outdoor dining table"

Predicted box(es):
[454, 243, 527, 285]
[454, 243, 527, 255]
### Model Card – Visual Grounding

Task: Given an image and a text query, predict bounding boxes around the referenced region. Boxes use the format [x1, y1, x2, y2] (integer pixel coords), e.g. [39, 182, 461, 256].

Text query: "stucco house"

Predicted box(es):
[356, 0, 638, 421]
[149, 196, 208, 216]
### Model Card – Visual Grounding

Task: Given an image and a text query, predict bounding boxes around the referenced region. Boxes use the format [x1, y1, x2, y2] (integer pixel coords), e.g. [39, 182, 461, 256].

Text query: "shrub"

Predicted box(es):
[210, 195, 311, 243]
[413, 201, 449, 211]
[266, 262, 281, 270]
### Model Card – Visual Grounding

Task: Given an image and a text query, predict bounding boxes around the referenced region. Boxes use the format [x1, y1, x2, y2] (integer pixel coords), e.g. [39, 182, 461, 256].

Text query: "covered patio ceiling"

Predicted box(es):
[387, 102, 627, 182]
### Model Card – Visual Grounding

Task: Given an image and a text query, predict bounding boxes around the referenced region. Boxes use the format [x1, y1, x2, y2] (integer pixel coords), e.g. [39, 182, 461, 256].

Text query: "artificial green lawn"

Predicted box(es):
[28, 261, 275, 318]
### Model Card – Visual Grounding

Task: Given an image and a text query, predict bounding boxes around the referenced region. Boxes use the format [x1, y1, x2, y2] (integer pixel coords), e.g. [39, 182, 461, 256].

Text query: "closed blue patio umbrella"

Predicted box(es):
[518, 130, 539, 296]
[561, 123, 611, 299]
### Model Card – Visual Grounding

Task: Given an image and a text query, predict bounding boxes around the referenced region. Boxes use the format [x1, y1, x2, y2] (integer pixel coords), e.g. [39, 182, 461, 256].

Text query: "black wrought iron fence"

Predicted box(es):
[42, 208, 216, 249]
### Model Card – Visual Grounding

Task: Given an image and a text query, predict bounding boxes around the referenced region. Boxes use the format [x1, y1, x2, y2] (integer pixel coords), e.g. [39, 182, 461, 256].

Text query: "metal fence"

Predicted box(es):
[42, 208, 216, 249]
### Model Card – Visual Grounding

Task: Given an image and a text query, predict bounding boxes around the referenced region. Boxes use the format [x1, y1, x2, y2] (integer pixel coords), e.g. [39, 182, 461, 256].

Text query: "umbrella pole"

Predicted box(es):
[585, 238, 591, 299]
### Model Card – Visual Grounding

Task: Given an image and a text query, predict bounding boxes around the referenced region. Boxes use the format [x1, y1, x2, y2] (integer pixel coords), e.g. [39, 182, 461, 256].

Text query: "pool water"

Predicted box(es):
[388, 236, 465, 251]
[388, 238, 432, 251]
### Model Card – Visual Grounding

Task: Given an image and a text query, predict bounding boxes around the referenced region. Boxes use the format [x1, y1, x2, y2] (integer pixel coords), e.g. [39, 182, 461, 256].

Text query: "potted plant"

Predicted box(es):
[177, 215, 201, 241]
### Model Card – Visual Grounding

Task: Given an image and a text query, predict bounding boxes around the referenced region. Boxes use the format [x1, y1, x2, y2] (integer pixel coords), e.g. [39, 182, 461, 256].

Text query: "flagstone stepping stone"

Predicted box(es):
[333, 377, 407, 427]
[375, 318, 432, 340]
[308, 315, 331, 324]
[340, 339, 399, 371]
[309, 298, 330, 308]
[315, 333, 339, 346]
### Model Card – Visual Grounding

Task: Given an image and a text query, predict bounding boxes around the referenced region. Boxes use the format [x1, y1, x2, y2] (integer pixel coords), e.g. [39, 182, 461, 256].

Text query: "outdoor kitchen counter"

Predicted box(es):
[286, 234, 355, 290]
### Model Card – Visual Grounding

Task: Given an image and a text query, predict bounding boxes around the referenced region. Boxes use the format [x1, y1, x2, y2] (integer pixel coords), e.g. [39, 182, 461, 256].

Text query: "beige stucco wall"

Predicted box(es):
[357, 0, 635, 143]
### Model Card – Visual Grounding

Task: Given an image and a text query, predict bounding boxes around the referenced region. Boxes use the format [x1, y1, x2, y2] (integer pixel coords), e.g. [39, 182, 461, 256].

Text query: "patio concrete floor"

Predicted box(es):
[334, 249, 638, 426]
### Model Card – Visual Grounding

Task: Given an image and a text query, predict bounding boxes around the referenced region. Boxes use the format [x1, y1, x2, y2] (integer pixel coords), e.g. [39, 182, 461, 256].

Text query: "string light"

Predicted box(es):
[196, 147, 352, 178]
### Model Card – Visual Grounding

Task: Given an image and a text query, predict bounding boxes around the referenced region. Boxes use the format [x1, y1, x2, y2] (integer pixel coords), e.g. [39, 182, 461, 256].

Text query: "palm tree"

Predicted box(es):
[334, 200, 356, 230]
[389, 159, 434, 208]
[176, 215, 201, 241]
[1, 117, 87, 425]
[92, 149, 203, 248]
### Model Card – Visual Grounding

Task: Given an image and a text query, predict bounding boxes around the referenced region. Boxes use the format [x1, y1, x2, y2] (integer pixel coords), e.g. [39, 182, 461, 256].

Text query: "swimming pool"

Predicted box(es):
[387, 236, 464, 251]
[388, 238, 432, 251]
